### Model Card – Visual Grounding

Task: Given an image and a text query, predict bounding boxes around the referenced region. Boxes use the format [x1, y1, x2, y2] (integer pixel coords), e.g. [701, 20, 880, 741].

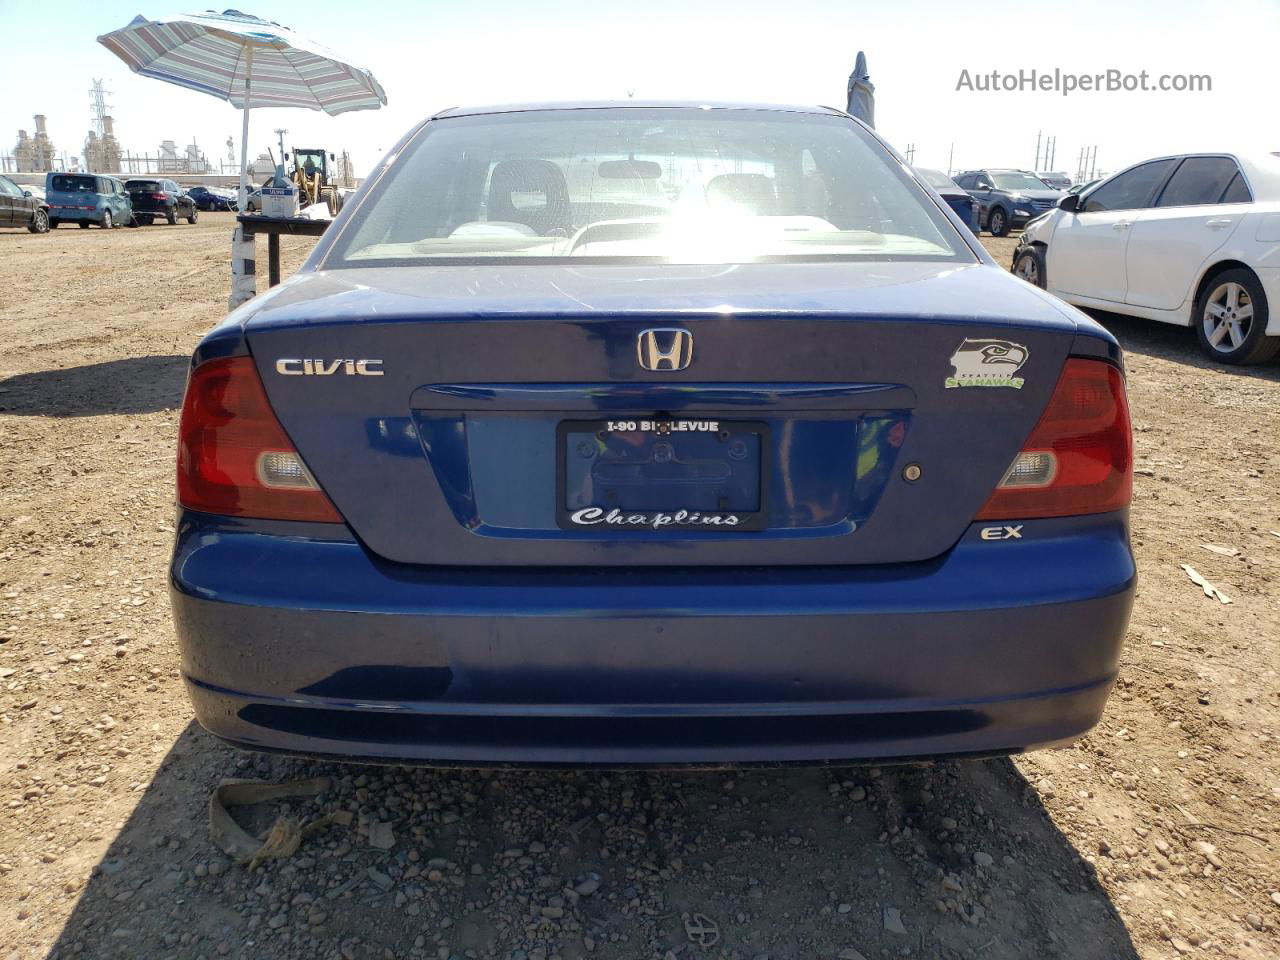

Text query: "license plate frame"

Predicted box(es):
[556, 417, 769, 532]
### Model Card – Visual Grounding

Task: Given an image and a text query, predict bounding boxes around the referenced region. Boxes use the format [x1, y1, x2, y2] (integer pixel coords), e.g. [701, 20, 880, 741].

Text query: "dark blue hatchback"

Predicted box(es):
[171, 103, 1135, 766]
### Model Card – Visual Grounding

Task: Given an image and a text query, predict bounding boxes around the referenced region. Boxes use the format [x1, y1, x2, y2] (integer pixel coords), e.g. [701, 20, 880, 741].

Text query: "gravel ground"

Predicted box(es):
[0, 216, 1278, 960]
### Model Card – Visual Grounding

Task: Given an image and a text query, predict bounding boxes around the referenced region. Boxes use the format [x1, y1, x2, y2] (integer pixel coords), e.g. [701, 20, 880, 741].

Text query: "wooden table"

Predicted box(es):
[236, 215, 330, 288]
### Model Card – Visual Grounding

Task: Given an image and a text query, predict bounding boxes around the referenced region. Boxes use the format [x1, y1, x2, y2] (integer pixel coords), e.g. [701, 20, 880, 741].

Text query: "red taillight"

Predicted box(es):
[177, 357, 343, 523]
[153, 192, 168, 200]
[975, 358, 1132, 520]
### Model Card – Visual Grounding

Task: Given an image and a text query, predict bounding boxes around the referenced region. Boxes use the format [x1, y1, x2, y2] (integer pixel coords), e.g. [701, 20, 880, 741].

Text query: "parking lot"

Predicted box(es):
[0, 214, 1277, 960]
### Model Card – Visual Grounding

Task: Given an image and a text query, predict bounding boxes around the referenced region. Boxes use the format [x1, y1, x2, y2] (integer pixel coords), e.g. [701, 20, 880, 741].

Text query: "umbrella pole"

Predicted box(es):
[238, 43, 254, 211]
[230, 43, 256, 309]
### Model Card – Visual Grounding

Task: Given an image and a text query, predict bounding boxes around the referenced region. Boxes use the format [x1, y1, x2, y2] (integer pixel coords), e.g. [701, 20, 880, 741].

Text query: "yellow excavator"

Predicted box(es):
[286, 147, 345, 216]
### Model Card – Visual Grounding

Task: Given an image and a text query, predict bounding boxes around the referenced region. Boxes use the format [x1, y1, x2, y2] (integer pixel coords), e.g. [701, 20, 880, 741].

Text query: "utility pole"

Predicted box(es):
[947, 143, 954, 176]
[903, 143, 915, 165]
[1047, 137, 1056, 170]
[1035, 130, 1042, 170]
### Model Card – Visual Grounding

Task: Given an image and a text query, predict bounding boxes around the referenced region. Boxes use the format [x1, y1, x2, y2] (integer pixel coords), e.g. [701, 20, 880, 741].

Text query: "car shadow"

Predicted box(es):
[1082, 309, 1280, 381]
[42, 726, 1140, 959]
[0, 355, 188, 417]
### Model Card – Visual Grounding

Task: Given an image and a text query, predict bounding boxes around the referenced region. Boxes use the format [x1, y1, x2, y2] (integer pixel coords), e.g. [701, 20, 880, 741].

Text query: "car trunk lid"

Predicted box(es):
[244, 260, 1084, 567]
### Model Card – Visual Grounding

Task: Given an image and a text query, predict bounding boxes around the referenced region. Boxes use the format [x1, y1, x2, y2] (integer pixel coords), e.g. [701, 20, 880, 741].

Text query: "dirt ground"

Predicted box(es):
[0, 214, 1277, 960]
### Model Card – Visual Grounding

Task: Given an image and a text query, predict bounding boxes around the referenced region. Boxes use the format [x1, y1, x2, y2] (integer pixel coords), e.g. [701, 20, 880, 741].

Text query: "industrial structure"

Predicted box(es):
[11, 115, 57, 172]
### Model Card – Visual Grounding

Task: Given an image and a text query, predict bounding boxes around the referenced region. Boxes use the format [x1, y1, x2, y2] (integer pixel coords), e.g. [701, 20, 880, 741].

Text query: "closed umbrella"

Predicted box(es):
[846, 50, 875, 128]
[98, 9, 386, 213]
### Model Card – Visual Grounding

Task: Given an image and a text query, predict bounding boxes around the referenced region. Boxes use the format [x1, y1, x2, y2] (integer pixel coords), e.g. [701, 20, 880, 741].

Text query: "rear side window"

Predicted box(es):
[1219, 172, 1253, 204]
[1083, 159, 1176, 212]
[1156, 157, 1244, 207]
[51, 175, 98, 193]
[328, 108, 974, 265]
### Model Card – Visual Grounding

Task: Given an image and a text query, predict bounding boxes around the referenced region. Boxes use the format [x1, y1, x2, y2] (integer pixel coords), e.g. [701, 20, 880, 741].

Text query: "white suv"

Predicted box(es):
[1014, 152, 1280, 364]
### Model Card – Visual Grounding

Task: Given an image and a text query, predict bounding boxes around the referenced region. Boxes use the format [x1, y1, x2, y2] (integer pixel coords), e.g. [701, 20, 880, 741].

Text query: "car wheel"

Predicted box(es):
[988, 207, 1010, 237]
[79, 221, 90, 229]
[28, 208, 50, 234]
[1194, 268, 1279, 365]
[1014, 246, 1046, 288]
[167, 208, 178, 225]
[187, 207, 198, 225]
[101, 210, 113, 229]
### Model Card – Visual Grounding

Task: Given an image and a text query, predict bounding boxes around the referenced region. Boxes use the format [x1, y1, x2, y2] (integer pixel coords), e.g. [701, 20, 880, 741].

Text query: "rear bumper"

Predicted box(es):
[171, 511, 1135, 766]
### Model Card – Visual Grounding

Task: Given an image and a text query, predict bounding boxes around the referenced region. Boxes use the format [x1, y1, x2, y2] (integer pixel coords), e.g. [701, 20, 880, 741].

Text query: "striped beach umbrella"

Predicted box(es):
[98, 9, 386, 209]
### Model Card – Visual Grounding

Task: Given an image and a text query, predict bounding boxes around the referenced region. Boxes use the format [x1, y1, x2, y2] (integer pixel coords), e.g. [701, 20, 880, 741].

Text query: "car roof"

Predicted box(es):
[431, 100, 848, 120]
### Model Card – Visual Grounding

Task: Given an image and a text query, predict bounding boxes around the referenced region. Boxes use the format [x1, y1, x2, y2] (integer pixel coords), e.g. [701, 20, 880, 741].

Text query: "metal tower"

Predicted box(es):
[88, 79, 112, 138]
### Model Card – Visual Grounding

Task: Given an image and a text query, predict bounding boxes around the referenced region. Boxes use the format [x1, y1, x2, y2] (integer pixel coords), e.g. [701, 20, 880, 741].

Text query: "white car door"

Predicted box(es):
[1048, 158, 1178, 303]
[1124, 156, 1250, 311]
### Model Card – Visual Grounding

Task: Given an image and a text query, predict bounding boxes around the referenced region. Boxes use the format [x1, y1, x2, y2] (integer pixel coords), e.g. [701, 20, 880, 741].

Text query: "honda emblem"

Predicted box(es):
[636, 328, 693, 371]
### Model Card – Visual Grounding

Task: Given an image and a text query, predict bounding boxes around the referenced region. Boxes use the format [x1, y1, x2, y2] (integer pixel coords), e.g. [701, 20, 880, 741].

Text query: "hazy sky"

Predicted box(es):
[2, 0, 1276, 180]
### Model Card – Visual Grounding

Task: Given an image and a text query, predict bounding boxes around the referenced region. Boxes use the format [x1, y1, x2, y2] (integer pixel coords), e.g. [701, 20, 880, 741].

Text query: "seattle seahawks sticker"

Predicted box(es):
[945, 339, 1029, 389]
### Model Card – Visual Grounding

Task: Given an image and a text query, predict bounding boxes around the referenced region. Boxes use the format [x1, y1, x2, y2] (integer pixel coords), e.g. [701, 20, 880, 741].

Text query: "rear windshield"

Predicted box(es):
[126, 180, 162, 192]
[50, 175, 98, 193]
[917, 168, 960, 191]
[328, 108, 973, 265]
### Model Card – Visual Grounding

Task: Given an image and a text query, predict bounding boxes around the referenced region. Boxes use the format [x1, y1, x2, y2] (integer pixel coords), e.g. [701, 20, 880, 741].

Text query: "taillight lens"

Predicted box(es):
[177, 357, 343, 523]
[975, 358, 1132, 520]
[153, 192, 168, 200]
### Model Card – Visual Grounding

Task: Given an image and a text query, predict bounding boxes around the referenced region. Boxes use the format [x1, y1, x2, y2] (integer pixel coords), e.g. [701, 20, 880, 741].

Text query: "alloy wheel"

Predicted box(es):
[1015, 252, 1040, 285]
[1202, 281, 1253, 354]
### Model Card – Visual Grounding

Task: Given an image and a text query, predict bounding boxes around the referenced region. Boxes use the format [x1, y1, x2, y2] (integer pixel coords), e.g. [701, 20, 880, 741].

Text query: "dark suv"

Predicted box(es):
[954, 168, 1063, 236]
[124, 178, 198, 225]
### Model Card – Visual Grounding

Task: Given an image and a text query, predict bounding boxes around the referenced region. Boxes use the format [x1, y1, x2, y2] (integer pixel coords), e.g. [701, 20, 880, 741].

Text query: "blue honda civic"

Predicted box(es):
[171, 102, 1135, 766]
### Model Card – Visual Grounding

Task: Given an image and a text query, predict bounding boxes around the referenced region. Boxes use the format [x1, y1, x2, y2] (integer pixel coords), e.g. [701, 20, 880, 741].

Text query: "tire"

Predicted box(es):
[988, 206, 1010, 237]
[187, 206, 198, 225]
[28, 208, 49, 234]
[167, 207, 178, 225]
[1193, 268, 1279, 365]
[1013, 246, 1046, 288]
[102, 210, 115, 229]
[79, 221, 90, 229]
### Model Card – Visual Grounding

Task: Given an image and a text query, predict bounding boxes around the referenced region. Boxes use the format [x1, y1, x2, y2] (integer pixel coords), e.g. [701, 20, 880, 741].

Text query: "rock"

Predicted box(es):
[367, 821, 395, 850]
[541, 906, 564, 919]
[308, 910, 328, 926]
[837, 951, 868, 960]
[941, 875, 962, 893]
[1244, 914, 1263, 931]
[267, 913, 287, 930]
[848, 786, 867, 802]
[573, 875, 601, 896]
[367, 868, 394, 892]
[837, 903, 851, 914]
[883, 906, 906, 935]
[973, 852, 994, 868]
[1271, 892, 1280, 907]
[940, 817, 957, 832]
